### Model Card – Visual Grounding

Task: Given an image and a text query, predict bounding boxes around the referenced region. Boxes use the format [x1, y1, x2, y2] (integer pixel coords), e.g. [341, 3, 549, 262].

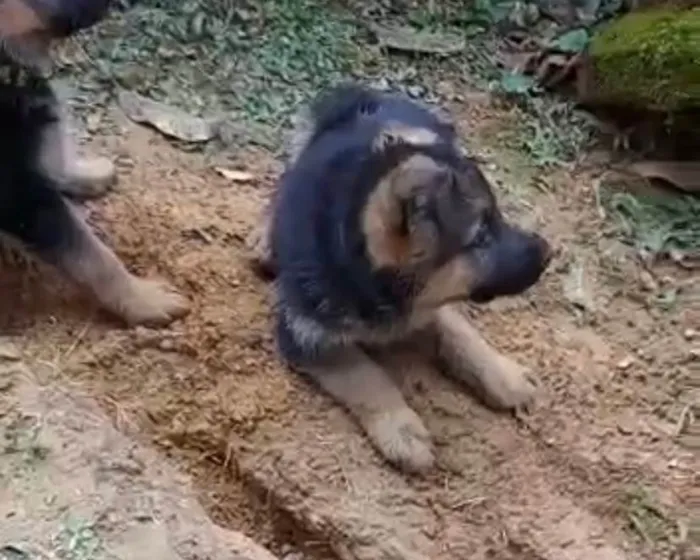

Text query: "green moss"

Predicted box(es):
[589, 7, 700, 111]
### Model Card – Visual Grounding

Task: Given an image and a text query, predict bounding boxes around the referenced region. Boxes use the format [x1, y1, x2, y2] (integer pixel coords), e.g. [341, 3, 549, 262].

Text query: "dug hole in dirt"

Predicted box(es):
[1, 95, 697, 560]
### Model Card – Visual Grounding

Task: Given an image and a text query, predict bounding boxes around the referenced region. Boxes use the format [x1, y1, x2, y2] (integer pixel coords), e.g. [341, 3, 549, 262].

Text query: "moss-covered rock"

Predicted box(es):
[588, 7, 700, 111]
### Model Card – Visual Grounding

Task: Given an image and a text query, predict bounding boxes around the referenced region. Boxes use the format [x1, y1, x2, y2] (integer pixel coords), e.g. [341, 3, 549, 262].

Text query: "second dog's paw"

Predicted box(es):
[105, 276, 190, 328]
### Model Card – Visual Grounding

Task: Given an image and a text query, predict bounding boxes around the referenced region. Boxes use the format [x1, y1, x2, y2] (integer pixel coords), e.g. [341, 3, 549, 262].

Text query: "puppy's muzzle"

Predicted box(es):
[469, 225, 552, 304]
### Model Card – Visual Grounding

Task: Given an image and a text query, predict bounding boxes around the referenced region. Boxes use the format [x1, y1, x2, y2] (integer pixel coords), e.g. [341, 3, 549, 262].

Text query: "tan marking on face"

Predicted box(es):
[413, 255, 475, 310]
[0, 0, 46, 37]
[362, 154, 445, 269]
[373, 122, 439, 152]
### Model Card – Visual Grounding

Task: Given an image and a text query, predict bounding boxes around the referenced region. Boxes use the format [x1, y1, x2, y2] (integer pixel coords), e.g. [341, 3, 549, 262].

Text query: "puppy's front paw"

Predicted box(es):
[63, 156, 117, 199]
[482, 356, 538, 412]
[106, 277, 190, 327]
[365, 408, 435, 473]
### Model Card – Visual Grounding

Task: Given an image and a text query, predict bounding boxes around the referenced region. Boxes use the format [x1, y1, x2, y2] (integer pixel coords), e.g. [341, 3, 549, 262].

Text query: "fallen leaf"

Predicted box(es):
[368, 23, 465, 55]
[562, 256, 594, 312]
[117, 89, 220, 143]
[549, 28, 590, 53]
[623, 161, 700, 194]
[215, 167, 255, 183]
[496, 71, 538, 94]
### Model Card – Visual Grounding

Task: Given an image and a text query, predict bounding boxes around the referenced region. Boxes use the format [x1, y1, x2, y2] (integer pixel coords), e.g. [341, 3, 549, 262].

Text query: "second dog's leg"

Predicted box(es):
[38, 100, 116, 199]
[430, 304, 537, 410]
[300, 346, 434, 473]
[4, 177, 189, 326]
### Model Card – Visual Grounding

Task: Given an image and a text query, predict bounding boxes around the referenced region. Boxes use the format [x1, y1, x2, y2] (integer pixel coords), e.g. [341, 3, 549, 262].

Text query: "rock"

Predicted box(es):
[616, 356, 635, 371]
[586, 7, 700, 112]
[117, 89, 221, 143]
[0, 339, 21, 361]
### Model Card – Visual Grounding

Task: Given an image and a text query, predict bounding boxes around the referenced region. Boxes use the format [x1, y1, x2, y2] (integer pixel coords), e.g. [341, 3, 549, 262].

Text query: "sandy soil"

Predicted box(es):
[0, 92, 697, 560]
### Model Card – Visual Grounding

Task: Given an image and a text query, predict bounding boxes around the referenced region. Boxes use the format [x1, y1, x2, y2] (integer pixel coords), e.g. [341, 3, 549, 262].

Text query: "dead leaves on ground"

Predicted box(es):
[498, 28, 590, 92]
[621, 161, 700, 195]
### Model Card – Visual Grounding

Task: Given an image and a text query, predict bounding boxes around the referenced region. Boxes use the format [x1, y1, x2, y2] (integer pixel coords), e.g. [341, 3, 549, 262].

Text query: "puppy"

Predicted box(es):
[0, 0, 189, 326]
[247, 84, 551, 473]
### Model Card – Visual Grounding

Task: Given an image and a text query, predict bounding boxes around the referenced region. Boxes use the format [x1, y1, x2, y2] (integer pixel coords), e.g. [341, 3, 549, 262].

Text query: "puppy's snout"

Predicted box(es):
[468, 225, 551, 303]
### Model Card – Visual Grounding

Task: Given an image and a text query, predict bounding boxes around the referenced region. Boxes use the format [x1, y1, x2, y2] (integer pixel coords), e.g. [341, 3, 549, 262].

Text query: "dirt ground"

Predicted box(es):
[1, 89, 697, 560]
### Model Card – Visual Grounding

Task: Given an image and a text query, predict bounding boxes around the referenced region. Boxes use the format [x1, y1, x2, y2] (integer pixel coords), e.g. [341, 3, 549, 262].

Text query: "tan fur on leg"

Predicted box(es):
[432, 304, 537, 410]
[244, 200, 275, 274]
[60, 204, 189, 327]
[38, 99, 116, 199]
[302, 346, 434, 473]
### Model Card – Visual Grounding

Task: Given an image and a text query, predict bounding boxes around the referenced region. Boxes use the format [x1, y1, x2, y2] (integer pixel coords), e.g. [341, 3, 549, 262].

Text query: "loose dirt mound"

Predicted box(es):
[0, 359, 278, 560]
[1, 96, 696, 559]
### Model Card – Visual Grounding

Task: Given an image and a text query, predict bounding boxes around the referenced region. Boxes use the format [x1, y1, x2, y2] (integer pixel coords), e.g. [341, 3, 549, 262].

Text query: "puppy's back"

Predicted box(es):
[303, 83, 456, 152]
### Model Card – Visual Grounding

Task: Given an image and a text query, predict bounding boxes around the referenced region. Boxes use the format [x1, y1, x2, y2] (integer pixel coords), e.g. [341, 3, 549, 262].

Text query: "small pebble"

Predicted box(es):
[0, 339, 21, 361]
[616, 356, 634, 371]
[159, 339, 175, 352]
[616, 419, 635, 435]
[683, 328, 696, 341]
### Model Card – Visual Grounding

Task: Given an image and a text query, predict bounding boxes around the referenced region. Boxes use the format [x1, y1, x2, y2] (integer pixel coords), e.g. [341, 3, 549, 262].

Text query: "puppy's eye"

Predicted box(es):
[463, 218, 490, 248]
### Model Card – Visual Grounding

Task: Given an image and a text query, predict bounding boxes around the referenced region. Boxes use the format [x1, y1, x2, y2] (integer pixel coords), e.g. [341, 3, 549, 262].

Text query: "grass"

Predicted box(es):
[56, 0, 365, 133]
[622, 486, 679, 548]
[53, 0, 597, 164]
[55, 518, 103, 560]
[2, 416, 50, 465]
[601, 183, 700, 258]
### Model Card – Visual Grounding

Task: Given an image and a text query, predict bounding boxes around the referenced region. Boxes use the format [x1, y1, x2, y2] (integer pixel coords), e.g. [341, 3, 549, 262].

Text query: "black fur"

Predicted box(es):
[0, 68, 84, 267]
[271, 84, 551, 368]
[23, 0, 113, 36]
[0, 1, 112, 282]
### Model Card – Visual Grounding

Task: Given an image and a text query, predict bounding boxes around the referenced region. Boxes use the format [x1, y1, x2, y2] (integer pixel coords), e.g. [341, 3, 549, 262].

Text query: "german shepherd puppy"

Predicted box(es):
[0, 0, 189, 326]
[247, 84, 551, 473]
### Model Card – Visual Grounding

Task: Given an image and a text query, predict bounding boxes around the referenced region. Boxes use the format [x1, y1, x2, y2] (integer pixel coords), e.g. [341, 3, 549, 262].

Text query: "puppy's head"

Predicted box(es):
[0, 0, 110, 68]
[362, 128, 551, 308]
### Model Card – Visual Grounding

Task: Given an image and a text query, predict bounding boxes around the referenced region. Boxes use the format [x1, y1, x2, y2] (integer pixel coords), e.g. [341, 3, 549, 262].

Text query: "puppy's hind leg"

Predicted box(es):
[4, 176, 189, 326]
[299, 345, 435, 473]
[429, 304, 537, 411]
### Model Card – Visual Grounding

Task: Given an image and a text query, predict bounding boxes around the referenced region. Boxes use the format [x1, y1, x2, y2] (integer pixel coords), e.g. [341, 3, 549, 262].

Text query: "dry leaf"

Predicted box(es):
[215, 168, 255, 183]
[368, 23, 465, 55]
[623, 161, 700, 194]
[117, 89, 220, 143]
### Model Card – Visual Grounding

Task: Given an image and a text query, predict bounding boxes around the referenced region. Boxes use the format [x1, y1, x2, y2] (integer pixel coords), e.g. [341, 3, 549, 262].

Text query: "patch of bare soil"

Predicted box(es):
[0, 360, 278, 560]
[1, 94, 696, 560]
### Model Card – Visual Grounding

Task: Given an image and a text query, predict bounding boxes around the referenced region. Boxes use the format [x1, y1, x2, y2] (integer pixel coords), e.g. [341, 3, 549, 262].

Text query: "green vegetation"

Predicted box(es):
[590, 7, 700, 111]
[601, 182, 700, 257]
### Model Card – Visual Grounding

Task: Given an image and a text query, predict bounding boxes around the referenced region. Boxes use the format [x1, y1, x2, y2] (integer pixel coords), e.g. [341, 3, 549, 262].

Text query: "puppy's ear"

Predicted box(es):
[373, 122, 439, 152]
[362, 154, 447, 270]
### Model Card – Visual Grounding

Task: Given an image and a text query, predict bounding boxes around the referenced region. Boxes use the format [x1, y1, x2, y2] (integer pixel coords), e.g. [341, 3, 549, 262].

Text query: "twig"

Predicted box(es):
[674, 403, 694, 438]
